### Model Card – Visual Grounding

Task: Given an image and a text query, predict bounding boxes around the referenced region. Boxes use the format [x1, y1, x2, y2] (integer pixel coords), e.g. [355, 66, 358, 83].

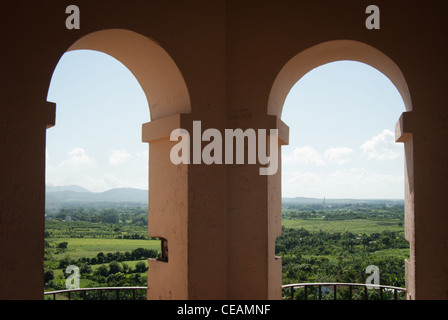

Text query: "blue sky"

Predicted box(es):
[47, 50, 150, 192]
[47, 50, 405, 199]
[281, 61, 405, 199]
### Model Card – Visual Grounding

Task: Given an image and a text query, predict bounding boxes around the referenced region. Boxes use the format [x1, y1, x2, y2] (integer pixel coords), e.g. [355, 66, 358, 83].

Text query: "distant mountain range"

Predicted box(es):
[45, 185, 403, 210]
[282, 197, 404, 205]
[45, 185, 148, 209]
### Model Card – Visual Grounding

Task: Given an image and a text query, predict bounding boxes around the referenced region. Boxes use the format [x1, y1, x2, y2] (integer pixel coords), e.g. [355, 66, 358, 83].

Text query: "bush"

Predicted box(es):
[108, 261, 123, 275]
[134, 261, 147, 273]
[44, 270, 54, 284]
[95, 265, 109, 277]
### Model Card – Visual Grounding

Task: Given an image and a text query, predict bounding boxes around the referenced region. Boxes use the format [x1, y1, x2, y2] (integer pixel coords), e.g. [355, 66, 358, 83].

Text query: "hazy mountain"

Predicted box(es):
[45, 185, 148, 209]
[282, 197, 404, 206]
[45, 185, 403, 210]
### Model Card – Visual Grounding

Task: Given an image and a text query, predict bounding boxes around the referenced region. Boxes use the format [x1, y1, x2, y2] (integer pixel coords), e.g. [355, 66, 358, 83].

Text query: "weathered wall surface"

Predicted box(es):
[0, 0, 447, 299]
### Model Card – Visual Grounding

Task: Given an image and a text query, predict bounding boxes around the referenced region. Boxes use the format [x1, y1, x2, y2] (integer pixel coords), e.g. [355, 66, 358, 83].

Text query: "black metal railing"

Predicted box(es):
[44, 286, 147, 300]
[45, 284, 406, 300]
[282, 283, 406, 300]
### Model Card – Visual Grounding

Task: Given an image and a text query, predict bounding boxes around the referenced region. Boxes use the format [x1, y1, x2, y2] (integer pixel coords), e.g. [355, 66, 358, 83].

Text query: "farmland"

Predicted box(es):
[278, 199, 408, 299]
[44, 207, 160, 299]
[44, 198, 408, 300]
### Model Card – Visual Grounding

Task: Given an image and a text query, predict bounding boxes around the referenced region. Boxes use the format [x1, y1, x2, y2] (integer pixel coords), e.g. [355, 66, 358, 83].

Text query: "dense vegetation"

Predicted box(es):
[45, 200, 408, 300]
[278, 200, 408, 299]
[44, 206, 159, 299]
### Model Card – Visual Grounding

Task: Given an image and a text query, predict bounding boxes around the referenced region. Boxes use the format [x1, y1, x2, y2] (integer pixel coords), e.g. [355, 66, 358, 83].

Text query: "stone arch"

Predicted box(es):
[268, 40, 412, 118]
[267, 39, 414, 299]
[64, 28, 191, 121]
[46, 29, 193, 299]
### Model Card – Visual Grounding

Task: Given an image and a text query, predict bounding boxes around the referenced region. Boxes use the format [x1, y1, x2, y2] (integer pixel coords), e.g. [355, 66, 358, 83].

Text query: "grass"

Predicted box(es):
[282, 217, 404, 235]
[47, 238, 161, 261]
[369, 248, 409, 259]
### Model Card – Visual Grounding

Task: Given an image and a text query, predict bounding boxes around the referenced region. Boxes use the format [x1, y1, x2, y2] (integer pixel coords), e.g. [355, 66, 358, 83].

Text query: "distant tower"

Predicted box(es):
[323, 197, 326, 208]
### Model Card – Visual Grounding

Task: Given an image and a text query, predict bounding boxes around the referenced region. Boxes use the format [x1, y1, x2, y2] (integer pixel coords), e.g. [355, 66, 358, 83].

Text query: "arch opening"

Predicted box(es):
[268, 40, 412, 118]
[66, 29, 191, 121]
[44, 29, 190, 296]
[272, 41, 411, 300]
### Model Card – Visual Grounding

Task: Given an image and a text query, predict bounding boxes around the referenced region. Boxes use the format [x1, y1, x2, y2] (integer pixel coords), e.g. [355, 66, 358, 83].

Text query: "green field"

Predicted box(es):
[282, 217, 404, 235]
[44, 200, 408, 298]
[44, 213, 161, 293]
[46, 238, 161, 261]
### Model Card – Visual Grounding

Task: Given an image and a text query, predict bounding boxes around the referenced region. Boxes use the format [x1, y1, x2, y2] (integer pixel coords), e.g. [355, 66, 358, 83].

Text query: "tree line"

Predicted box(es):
[57, 247, 159, 269]
[48, 207, 148, 226]
[45, 247, 159, 291]
[277, 227, 408, 299]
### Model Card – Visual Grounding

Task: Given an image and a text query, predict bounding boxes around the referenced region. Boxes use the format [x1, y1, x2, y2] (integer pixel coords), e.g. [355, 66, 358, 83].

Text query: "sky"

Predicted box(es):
[46, 50, 150, 192]
[281, 61, 405, 199]
[46, 50, 405, 199]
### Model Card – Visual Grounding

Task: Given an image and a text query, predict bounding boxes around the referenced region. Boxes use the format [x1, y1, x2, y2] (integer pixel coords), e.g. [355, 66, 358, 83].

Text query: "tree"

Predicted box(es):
[95, 264, 109, 277]
[124, 251, 131, 260]
[106, 252, 115, 262]
[97, 252, 105, 264]
[58, 256, 74, 269]
[381, 235, 391, 246]
[135, 261, 147, 273]
[80, 263, 92, 274]
[44, 270, 54, 284]
[57, 241, 68, 249]
[130, 273, 145, 286]
[122, 262, 130, 274]
[106, 272, 125, 286]
[108, 261, 123, 275]
[131, 248, 145, 260]
[362, 235, 371, 251]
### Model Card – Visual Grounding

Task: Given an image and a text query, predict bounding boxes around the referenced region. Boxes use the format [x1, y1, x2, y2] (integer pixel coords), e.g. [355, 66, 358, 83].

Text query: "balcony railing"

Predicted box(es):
[282, 283, 406, 300]
[44, 283, 406, 300]
[44, 286, 147, 300]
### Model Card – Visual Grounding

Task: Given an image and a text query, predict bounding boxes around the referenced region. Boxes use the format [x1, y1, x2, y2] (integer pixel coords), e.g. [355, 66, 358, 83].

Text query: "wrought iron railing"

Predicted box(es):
[282, 283, 406, 300]
[45, 284, 406, 300]
[44, 286, 147, 300]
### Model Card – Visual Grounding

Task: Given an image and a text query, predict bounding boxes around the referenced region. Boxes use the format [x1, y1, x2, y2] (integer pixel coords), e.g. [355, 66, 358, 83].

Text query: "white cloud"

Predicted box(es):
[324, 147, 354, 164]
[103, 174, 124, 189]
[137, 150, 149, 158]
[282, 170, 323, 198]
[283, 146, 326, 166]
[282, 167, 404, 199]
[283, 146, 355, 166]
[327, 168, 403, 190]
[59, 148, 95, 168]
[109, 149, 131, 165]
[360, 129, 401, 160]
[283, 170, 322, 185]
[46, 148, 96, 188]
